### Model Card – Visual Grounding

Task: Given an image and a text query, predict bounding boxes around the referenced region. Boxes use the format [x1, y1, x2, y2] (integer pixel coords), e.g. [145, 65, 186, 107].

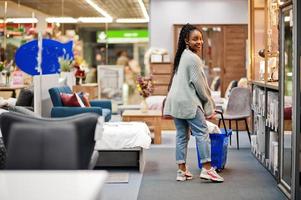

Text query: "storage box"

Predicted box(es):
[196, 129, 232, 170]
[150, 54, 162, 63]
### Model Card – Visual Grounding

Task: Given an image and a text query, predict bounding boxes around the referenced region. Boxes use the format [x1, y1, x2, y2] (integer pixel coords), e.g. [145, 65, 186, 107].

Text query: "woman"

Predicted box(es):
[163, 24, 224, 182]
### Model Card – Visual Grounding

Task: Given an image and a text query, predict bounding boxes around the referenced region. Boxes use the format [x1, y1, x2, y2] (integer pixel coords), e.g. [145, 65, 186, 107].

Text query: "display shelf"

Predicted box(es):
[251, 80, 279, 90]
[252, 151, 278, 180]
[251, 80, 266, 88]
[251, 81, 279, 181]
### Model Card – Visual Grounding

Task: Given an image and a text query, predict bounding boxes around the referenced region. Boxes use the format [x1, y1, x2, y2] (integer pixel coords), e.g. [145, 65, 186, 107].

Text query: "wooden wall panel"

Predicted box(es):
[222, 25, 248, 95]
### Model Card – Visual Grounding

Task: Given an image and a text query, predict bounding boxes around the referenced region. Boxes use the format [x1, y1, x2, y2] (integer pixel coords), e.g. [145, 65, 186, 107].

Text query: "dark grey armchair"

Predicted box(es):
[0, 112, 99, 170]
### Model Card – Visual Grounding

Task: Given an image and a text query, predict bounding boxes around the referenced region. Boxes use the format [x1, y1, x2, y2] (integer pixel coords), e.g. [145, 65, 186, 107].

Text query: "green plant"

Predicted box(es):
[59, 57, 73, 72]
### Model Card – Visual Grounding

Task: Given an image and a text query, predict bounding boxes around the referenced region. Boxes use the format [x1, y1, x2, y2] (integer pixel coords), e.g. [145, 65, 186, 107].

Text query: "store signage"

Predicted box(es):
[97, 29, 148, 43]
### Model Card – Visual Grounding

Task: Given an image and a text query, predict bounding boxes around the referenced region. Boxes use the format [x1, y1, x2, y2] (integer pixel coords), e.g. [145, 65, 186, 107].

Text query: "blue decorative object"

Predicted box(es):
[15, 39, 73, 75]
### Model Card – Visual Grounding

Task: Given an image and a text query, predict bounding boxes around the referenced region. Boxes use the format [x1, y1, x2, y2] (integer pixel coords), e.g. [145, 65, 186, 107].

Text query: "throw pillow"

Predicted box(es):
[60, 93, 86, 107]
[15, 88, 34, 106]
[77, 92, 91, 107]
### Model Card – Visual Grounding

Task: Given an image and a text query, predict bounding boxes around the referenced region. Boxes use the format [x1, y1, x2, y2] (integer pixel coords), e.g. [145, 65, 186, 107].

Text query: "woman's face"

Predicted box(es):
[186, 30, 203, 53]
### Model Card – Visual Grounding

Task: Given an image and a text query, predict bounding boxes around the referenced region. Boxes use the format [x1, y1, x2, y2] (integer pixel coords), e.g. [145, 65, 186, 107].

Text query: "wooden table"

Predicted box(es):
[73, 83, 98, 100]
[122, 110, 162, 144]
[0, 171, 108, 200]
[0, 85, 26, 98]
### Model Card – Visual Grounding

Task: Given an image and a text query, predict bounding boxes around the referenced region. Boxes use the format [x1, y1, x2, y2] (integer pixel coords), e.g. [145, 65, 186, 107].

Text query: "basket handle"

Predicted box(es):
[215, 110, 228, 135]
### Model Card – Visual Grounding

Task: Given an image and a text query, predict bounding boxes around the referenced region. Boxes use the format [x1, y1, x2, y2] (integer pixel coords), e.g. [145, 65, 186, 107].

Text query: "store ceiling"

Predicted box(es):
[9, 0, 149, 19]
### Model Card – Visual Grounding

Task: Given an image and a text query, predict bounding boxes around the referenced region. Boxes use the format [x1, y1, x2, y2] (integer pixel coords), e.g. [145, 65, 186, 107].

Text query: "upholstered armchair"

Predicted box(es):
[0, 112, 100, 170]
[48, 86, 112, 122]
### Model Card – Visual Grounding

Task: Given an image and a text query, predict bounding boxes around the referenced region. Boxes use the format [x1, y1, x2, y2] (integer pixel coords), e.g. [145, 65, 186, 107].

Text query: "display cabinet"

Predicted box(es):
[250, 0, 301, 199]
[250, 0, 281, 180]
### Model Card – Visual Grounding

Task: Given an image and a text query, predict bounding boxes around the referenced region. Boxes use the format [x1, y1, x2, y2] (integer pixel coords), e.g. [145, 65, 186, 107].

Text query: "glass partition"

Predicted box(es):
[280, 3, 293, 192]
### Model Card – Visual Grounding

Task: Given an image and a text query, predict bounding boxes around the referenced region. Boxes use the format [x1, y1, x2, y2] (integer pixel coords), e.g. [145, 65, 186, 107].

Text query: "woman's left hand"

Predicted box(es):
[206, 113, 216, 120]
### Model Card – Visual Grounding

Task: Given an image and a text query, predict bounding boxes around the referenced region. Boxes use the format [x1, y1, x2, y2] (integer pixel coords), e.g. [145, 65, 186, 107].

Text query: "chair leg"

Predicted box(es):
[229, 120, 232, 145]
[236, 120, 239, 150]
[245, 118, 251, 143]
[218, 119, 221, 127]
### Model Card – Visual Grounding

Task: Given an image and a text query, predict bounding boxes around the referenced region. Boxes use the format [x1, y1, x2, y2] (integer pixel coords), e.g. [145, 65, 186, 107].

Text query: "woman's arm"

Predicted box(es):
[189, 63, 210, 102]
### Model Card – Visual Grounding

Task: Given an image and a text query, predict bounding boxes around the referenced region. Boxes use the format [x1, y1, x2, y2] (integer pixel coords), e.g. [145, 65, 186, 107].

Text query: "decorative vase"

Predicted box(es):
[141, 98, 148, 113]
[61, 72, 75, 88]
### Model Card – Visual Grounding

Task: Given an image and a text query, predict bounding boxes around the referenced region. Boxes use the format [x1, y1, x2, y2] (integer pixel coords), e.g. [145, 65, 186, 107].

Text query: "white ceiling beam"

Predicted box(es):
[84, 0, 112, 20]
[116, 18, 148, 23]
[137, 0, 149, 20]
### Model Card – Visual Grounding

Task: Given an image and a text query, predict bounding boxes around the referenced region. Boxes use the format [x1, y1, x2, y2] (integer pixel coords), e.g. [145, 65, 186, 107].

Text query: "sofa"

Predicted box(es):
[48, 86, 112, 122]
[0, 112, 100, 170]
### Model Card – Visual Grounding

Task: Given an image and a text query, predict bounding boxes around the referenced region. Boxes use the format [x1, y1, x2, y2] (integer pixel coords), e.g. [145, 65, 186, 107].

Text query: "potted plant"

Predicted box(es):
[59, 56, 75, 88]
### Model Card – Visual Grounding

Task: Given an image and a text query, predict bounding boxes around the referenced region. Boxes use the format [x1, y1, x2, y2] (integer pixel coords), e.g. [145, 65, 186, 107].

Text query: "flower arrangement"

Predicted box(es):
[136, 75, 153, 98]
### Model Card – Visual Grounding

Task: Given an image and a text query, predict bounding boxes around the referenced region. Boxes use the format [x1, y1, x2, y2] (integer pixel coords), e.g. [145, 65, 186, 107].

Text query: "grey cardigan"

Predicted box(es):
[163, 49, 215, 119]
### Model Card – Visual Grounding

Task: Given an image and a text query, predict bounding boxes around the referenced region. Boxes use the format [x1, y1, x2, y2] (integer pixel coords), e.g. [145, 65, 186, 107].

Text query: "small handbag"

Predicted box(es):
[161, 98, 173, 119]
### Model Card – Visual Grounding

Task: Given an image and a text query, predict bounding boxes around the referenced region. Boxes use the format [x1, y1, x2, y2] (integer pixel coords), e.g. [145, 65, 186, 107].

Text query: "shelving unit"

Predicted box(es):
[251, 81, 279, 178]
[249, 0, 281, 182]
[250, 1, 300, 199]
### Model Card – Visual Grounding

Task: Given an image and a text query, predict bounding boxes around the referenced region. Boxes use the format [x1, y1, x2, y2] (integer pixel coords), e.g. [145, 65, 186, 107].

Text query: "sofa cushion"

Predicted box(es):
[15, 89, 33, 107]
[8, 106, 38, 117]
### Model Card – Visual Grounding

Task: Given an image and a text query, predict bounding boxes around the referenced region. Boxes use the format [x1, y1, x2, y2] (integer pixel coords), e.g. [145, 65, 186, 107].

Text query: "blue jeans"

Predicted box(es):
[173, 108, 211, 164]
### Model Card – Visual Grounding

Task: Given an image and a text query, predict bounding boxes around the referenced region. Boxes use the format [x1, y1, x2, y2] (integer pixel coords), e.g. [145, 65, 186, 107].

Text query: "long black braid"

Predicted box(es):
[168, 23, 201, 91]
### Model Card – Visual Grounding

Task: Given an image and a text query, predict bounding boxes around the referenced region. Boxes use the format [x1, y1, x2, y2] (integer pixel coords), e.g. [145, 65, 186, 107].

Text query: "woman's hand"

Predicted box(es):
[206, 113, 216, 120]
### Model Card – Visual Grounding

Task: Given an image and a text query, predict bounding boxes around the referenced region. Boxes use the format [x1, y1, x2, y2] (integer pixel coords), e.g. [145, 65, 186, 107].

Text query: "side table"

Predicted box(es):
[122, 110, 162, 144]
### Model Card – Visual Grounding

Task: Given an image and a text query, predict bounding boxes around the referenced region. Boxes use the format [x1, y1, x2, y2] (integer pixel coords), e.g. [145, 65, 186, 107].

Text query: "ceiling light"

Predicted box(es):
[5, 18, 38, 23]
[137, 0, 149, 20]
[116, 18, 149, 23]
[84, 0, 112, 20]
[46, 17, 77, 23]
[78, 17, 112, 23]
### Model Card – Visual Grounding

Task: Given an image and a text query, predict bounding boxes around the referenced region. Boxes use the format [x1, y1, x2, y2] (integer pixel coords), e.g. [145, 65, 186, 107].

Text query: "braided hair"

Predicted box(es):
[168, 24, 202, 91]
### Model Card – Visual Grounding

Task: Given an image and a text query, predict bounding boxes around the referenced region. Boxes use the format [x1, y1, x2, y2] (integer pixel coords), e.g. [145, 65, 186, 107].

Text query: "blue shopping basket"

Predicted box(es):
[196, 128, 232, 170]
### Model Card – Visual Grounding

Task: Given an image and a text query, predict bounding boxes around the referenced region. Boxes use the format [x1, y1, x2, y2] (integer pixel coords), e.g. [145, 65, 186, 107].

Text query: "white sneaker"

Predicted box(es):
[176, 167, 193, 181]
[200, 167, 224, 183]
